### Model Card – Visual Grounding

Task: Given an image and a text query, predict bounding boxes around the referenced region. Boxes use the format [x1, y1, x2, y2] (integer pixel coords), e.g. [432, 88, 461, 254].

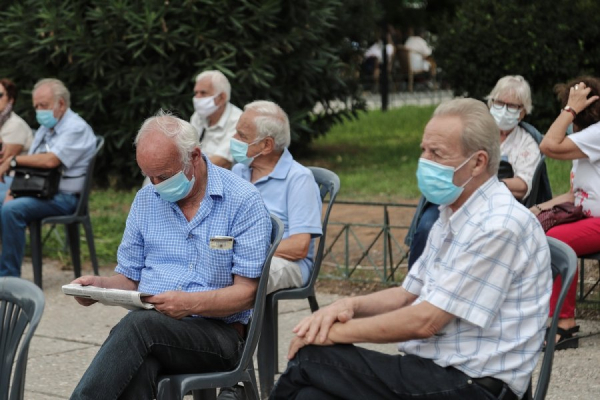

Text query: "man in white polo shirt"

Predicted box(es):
[269, 98, 552, 400]
[190, 70, 242, 169]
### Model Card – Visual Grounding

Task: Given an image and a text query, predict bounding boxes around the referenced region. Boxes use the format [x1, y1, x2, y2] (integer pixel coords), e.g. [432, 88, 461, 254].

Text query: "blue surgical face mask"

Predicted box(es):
[153, 168, 195, 202]
[416, 154, 475, 205]
[230, 137, 263, 167]
[36, 109, 58, 129]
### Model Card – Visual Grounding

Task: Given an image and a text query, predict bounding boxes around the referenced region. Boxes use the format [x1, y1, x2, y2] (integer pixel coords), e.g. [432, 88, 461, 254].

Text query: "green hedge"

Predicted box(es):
[434, 0, 600, 132]
[0, 0, 377, 187]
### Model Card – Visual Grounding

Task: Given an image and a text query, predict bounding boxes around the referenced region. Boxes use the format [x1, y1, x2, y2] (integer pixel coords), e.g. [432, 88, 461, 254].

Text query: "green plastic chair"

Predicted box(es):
[0, 277, 45, 400]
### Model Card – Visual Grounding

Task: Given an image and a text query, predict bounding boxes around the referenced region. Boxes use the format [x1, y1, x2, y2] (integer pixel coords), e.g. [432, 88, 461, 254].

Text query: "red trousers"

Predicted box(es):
[547, 217, 600, 318]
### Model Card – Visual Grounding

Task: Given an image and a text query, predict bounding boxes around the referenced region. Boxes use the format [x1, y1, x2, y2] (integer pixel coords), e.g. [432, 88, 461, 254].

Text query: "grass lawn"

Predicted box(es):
[36, 106, 573, 267]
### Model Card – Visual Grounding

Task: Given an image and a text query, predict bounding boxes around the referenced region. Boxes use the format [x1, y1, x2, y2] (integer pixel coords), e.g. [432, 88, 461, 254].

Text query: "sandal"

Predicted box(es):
[543, 325, 579, 351]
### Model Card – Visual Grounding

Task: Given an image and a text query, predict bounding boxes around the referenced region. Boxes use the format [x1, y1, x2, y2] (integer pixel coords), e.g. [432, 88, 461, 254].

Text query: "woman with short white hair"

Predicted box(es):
[486, 75, 541, 200]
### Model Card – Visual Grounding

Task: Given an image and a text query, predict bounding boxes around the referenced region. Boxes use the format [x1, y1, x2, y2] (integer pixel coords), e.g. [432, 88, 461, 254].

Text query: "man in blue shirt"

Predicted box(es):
[0, 78, 96, 277]
[69, 112, 272, 399]
[220, 100, 322, 400]
[231, 100, 322, 295]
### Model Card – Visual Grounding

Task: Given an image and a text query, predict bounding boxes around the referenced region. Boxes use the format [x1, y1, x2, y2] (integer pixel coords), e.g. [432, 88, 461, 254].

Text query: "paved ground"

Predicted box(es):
[16, 260, 600, 399]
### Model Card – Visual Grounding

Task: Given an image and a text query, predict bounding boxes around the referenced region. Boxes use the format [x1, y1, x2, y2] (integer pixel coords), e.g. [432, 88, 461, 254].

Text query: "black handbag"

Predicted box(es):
[10, 166, 62, 199]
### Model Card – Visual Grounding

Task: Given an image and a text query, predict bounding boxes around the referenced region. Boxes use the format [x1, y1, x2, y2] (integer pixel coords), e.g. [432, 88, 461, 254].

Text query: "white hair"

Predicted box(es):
[195, 70, 231, 102]
[33, 78, 71, 108]
[433, 98, 500, 176]
[485, 75, 533, 114]
[134, 110, 199, 165]
[244, 100, 291, 151]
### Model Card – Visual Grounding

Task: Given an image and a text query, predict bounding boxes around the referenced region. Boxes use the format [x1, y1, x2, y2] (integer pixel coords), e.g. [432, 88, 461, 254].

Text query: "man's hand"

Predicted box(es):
[293, 298, 354, 344]
[144, 291, 192, 320]
[71, 275, 104, 306]
[287, 333, 334, 360]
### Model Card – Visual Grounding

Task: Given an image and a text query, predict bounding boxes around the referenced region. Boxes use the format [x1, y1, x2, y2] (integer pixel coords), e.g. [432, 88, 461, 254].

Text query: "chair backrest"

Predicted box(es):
[230, 214, 283, 376]
[519, 121, 552, 207]
[73, 136, 105, 218]
[523, 155, 547, 208]
[306, 167, 341, 289]
[532, 237, 577, 400]
[0, 277, 45, 400]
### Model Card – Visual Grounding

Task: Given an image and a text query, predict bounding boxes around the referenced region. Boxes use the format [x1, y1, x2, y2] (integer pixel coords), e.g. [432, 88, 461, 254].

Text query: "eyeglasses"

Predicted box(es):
[491, 99, 522, 112]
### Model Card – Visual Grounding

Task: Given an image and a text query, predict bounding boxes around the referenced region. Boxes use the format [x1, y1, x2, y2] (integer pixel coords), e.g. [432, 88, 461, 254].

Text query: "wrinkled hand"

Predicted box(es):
[287, 333, 334, 360]
[71, 275, 104, 306]
[568, 82, 599, 114]
[292, 298, 354, 344]
[144, 291, 192, 320]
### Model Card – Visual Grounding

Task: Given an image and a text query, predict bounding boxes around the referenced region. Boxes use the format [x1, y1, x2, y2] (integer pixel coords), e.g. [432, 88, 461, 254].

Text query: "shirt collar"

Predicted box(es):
[440, 176, 499, 235]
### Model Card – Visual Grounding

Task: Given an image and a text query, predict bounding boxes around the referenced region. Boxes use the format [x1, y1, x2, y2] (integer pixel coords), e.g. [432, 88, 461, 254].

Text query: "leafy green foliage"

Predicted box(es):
[0, 0, 378, 186]
[434, 0, 600, 132]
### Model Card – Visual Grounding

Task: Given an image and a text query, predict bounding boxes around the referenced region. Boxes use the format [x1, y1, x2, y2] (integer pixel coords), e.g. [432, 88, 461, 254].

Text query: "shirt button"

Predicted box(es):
[467, 379, 473, 385]
[189, 264, 193, 271]
[178, 286, 182, 290]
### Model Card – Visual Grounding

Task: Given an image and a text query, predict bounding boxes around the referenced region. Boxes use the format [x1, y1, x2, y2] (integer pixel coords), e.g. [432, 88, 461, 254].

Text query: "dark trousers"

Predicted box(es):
[269, 344, 498, 400]
[71, 310, 243, 400]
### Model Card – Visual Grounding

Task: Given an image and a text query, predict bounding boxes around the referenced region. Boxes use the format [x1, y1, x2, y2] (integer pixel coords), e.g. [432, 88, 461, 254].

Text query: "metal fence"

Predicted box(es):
[320, 200, 416, 284]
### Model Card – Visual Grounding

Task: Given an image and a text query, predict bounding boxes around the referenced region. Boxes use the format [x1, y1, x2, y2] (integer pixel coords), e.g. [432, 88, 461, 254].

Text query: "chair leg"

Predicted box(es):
[308, 295, 319, 312]
[258, 296, 277, 399]
[66, 223, 82, 278]
[83, 218, 100, 276]
[29, 221, 43, 289]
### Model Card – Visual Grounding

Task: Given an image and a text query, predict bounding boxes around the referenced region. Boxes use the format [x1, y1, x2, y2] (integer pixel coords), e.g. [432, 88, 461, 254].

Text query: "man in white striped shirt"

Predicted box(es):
[270, 98, 552, 400]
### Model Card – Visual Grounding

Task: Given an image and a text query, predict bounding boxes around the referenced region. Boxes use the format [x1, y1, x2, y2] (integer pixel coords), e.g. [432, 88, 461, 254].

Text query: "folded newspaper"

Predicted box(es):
[62, 283, 155, 310]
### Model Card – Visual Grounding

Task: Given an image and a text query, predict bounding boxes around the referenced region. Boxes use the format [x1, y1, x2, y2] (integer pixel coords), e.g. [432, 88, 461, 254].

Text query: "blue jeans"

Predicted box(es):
[269, 344, 498, 400]
[0, 192, 78, 277]
[407, 202, 440, 269]
[0, 177, 12, 202]
[71, 310, 244, 400]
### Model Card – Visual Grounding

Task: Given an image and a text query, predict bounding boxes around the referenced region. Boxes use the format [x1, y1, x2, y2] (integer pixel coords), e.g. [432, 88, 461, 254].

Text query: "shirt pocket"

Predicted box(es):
[201, 248, 235, 287]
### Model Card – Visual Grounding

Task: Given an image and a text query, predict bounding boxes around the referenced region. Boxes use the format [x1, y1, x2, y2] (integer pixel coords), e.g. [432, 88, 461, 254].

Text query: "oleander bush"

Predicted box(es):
[0, 0, 378, 186]
[434, 0, 600, 132]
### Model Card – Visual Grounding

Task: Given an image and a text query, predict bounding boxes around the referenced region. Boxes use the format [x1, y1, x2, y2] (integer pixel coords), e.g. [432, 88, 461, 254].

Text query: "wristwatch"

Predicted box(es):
[563, 105, 577, 118]
[9, 156, 17, 169]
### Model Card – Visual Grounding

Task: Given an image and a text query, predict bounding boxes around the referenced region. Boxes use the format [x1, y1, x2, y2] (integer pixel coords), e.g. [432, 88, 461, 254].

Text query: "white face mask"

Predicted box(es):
[490, 105, 520, 131]
[193, 94, 219, 118]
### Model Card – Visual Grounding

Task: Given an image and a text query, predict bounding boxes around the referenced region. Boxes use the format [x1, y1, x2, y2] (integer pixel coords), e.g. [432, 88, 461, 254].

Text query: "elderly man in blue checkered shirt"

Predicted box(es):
[68, 111, 272, 400]
[270, 98, 552, 400]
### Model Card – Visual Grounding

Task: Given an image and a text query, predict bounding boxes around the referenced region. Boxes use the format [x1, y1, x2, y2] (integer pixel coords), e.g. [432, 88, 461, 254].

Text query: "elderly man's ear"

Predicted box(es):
[473, 151, 489, 176]
[261, 136, 276, 155]
[215, 92, 227, 107]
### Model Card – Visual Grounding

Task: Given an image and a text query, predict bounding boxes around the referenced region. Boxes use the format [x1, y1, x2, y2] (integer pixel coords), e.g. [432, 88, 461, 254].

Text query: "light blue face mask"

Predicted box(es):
[154, 169, 195, 202]
[416, 154, 475, 205]
[230, 137, 262, 167]
[36, 109, 58, 129]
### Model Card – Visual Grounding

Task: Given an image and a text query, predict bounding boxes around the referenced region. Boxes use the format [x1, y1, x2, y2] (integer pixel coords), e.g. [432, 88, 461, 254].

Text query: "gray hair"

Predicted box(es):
[33, 78, 71, 108]
[433, 98, 500, 176]
[485, 75, 533, 114]
[195, 70, 231, 102]
[134, 110, 199, 165]
[244, 100, 291, 151]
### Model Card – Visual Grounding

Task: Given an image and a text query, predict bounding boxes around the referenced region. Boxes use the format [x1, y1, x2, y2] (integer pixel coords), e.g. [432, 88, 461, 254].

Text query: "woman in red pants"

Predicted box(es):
[530, 76, 600, 350]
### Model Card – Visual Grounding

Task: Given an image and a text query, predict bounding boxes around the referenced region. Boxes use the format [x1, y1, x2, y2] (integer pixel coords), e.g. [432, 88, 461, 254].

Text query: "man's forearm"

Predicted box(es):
[99, 274, 139, 291]
[329, 300, 453, 344]
[350, 286, 417, 319]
